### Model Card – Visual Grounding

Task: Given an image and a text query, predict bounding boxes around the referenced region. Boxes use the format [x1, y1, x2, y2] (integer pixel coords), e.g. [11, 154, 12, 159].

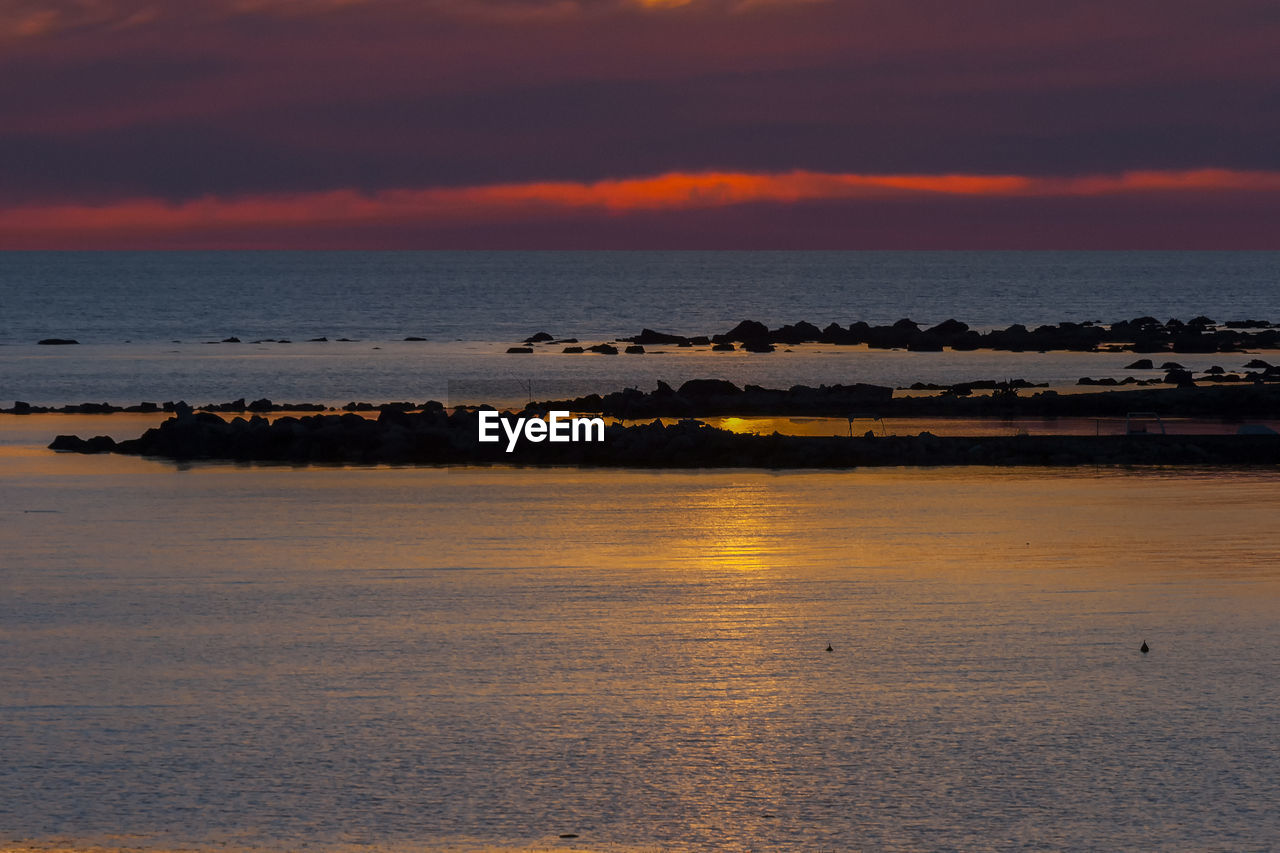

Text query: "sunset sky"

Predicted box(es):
[3, 0, 1278, 248]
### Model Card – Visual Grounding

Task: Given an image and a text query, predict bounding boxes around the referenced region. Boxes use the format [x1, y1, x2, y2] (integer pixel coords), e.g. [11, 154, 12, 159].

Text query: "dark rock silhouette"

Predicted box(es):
[506, 346, 534, 354]
[605, 316, 1279, 354]
[1141, 641, 1149, 653]
[626, 329, 689, 345]
[532, 379, 1279, 421]
[49, 410, 1280, 468]
[37, 338, 79, 345]
[524, 331, 554, 343]
[49, 434, 116, 452]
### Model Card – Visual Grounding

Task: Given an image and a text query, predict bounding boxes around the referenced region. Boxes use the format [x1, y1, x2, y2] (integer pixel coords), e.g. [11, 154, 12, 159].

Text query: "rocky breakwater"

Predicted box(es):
[536, 379, 1280, 420]
[537, 379, 895, 419]
[617, 316, 1280, 354]
[48, 405, 1280, 468]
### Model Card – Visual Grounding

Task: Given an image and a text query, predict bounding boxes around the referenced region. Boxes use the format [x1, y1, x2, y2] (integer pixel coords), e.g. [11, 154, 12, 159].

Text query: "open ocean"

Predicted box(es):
[3, 252, 1280, 852]
[2, 251, 1278, 406]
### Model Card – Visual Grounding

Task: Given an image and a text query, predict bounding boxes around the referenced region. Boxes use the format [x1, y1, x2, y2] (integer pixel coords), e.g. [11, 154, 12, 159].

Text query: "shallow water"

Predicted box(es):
[4, 339, 1274, 409]
[3, 452, 1278, 851]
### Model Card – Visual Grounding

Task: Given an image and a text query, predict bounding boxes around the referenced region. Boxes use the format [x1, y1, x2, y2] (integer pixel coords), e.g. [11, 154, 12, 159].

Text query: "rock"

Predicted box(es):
[37, 338, 79, 345]
[628, 329, 688, 345]
[404, 336, 427, 341]
[562, 346, 584, 353]
[1244, 359, 1272, 369]
[221, 336, 241, 343]
[48, 434, 116, 453]
[926, 318, 970, 339]
[624, 345, 645, 354]
[714, 319, 770, 343]
[741, 339, 775, 353]
[308, 337, 328, 342]
[1203, 365, 1225, 374]
[524, 331, 554, 343]
[1159, 362, 1185, 370]
[907, 332, 945, 352]
[1124, 358, 1155, 369]
[588, 344, 618, 354]
[711, 342, 735, 351]
[506, 346, 534, 353]
[770, 321, 822, 344]
[678, 379, 742, 398]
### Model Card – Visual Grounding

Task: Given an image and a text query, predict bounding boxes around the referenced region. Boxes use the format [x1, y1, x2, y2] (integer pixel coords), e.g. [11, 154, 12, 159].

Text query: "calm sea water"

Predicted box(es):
[2, 252, 1278, 405]
[4, 251, 1279, 343]
[3, 253, 1279, 852]
[2, 453, 1278, 852]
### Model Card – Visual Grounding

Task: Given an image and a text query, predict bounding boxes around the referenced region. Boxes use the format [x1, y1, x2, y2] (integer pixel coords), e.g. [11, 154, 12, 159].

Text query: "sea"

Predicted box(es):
[1, 251, 1278, 406]
[2, 252, 1279, 852]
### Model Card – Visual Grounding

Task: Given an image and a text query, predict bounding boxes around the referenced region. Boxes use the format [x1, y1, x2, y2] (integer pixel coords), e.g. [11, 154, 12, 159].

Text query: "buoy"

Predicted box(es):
[825, 643, 833, 652]
[1140, 640, 1149, 654]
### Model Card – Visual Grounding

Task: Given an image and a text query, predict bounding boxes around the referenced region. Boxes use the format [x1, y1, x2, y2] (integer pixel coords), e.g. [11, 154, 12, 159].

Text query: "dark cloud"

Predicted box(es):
[4, 65, 1277, 202]
[2, 0, 1278, 244]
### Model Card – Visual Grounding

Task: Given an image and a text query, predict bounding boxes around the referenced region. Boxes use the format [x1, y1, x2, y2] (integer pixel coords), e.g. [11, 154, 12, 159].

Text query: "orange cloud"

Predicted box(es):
[0, 0, 792, 40]
[3, 168, 1278, 243]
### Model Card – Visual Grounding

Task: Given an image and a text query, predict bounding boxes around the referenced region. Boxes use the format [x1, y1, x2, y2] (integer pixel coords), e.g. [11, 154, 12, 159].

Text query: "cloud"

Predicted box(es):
[0, 0, 794, 40]
[2, 167, 1277, 245]
[4, 0, 1276, 246]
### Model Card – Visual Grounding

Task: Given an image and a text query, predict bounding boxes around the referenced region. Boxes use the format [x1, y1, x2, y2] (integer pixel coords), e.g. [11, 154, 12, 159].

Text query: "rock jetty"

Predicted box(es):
[48, 408, 1280, 468]
[606, 316, 1280, 354]
[533, 379, 1280, 420]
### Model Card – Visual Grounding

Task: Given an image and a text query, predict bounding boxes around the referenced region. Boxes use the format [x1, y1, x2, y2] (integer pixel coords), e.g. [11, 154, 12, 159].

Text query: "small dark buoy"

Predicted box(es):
[1140, 640, 1149, 654]
[825, 643, 833, 652]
